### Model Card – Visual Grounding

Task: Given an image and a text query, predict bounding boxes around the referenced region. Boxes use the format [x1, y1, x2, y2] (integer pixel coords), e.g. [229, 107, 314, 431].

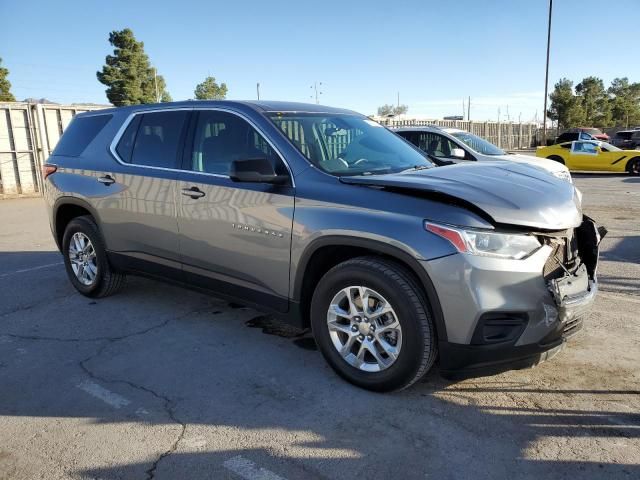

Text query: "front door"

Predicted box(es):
[569, 141, 600, 170]
[176, 109, 295, 312]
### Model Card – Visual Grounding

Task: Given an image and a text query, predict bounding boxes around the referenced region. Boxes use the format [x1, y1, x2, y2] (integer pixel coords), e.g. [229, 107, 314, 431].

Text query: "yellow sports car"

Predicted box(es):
[537, 140, 640, 175]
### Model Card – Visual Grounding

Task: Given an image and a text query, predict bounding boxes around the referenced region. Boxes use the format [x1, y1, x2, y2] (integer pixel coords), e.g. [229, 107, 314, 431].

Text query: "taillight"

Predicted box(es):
[43, 164, 57, 179]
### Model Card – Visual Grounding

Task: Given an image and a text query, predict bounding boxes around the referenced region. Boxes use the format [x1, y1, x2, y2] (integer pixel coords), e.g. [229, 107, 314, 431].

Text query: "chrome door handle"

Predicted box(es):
[181, 186, 205, 199]
[97, 175, 115, 185]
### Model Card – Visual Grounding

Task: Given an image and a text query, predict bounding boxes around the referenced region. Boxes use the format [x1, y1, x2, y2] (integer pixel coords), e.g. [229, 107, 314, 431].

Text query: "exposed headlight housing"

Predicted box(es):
[425, 222, 541, 259]
[553, 169, 573, 183]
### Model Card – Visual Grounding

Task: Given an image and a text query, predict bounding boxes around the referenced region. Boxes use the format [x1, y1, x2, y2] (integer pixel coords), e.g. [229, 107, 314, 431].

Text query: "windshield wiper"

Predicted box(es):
[399, 164, 432, 173]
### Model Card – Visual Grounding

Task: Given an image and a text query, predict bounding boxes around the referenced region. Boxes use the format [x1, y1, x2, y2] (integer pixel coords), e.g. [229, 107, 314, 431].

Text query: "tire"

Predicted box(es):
[310, 256, 437, 392]
[547, 155, 565, 165]
[62, 215, 125, 298]
[626, 157, 640, 175]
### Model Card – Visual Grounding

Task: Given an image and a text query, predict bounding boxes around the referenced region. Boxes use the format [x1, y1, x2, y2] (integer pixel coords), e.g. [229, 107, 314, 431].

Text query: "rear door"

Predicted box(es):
[101, 109, 190, 272]
[176, 109, 295, 312]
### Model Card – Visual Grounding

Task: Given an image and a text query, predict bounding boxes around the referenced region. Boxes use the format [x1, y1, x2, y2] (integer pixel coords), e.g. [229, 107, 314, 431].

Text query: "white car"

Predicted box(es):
[393, 126, 573, 183]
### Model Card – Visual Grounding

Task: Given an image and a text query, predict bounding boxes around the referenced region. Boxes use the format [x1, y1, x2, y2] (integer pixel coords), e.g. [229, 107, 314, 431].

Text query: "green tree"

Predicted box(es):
[575, 76, 611, 127]
[97, 28, 171, 106]
[547, 78, 584, 129]
[0, 58, 16, 102]
[377, 104, 409, 116]
[608, 77, 640, 127]
[194, 76, 228, 100]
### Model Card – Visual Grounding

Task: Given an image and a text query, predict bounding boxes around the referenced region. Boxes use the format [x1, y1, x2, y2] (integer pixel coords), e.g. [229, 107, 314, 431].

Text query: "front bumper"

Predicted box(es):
[422, 216, 603, 379]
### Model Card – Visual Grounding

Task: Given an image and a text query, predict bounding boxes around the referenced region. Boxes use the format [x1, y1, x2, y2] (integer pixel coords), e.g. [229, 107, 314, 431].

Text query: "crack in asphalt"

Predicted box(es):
[78, 339, 187, 480]
[0, 292, 77, 319]
[2, 306, 209, 480]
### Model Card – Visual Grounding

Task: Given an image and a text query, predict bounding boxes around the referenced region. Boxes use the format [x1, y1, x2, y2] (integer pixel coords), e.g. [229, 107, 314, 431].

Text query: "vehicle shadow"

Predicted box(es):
[0, 251, 638, 479]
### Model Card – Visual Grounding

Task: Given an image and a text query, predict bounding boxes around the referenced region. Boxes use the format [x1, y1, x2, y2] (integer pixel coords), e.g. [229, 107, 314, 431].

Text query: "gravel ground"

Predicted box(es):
[0, 172, 638, 480]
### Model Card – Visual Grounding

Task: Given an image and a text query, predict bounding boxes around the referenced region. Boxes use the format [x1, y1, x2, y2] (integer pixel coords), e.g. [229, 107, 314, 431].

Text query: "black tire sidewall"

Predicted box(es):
[62, 217, 108, 297]
[311, 261, 433, 391]
[628, 158, 640, 175]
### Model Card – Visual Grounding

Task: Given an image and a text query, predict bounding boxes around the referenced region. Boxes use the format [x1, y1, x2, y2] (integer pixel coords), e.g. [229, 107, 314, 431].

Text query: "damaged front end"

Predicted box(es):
[541, 215, 607, 332]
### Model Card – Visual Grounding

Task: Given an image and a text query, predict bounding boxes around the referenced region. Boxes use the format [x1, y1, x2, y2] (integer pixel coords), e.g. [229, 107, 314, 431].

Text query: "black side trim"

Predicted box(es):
[107, 251, 302, 327]
[294, 236, 448, 341]
[611, 155, 627, 165]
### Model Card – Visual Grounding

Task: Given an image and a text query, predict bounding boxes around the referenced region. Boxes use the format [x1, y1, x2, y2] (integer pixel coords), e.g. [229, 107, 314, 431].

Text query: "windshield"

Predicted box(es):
[266, 113, 433, 176]
[449, 131, 505, 155]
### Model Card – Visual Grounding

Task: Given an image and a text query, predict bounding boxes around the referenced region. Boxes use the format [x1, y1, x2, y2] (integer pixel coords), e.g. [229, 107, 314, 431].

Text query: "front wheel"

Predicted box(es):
[627, 157, 640, 175]
[310, 257, 437, 392]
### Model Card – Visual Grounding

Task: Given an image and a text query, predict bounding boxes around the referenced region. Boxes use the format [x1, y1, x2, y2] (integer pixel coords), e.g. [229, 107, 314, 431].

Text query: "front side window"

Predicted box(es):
[572, 141, 598, 154]
[119, 111, 188, 168]
[415, 132, 461, 158]
[449, 131, 505, 156]
[267, 113, 433, 176]
[190, 110, 283, 176]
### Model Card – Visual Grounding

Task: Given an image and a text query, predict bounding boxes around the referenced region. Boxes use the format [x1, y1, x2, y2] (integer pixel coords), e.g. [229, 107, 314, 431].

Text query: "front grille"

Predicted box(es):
[543, 241, 568, 280]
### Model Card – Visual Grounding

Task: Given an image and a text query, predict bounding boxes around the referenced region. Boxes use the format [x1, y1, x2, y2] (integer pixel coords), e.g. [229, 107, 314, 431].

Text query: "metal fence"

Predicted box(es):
[377, 118, 541, 150]
[0, 102, 107, 196]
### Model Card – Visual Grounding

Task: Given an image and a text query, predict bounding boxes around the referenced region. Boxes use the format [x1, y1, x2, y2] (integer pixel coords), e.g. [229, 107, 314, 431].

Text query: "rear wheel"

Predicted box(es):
[310, 257, 436, 392]
[626, 157, 640, 175]
[62, 215, 125, 297]
[547, 155, 565, 165]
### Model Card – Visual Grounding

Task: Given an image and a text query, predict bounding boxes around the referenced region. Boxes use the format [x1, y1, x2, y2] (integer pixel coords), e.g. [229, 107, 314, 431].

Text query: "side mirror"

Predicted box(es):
[229, 158, 289, 185]
[450, 148, 466, 159]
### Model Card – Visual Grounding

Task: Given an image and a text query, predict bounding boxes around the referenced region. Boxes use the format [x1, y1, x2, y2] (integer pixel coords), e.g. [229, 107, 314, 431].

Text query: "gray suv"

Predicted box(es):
[43, 101, 603, 391]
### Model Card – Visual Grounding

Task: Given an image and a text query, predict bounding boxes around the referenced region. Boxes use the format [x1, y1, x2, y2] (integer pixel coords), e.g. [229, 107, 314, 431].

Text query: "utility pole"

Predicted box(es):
[153, 67, 160, 103]
[467, 96, 471, 121]
[256, 82, 260, 100]
[397, 91, 400, 108]
[462, 98, 465, 120]
[542, 0, 553, 146]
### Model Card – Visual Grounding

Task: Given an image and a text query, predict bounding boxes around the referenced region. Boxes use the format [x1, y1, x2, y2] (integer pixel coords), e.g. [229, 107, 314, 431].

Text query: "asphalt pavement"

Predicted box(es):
[0, 172, 638, 480]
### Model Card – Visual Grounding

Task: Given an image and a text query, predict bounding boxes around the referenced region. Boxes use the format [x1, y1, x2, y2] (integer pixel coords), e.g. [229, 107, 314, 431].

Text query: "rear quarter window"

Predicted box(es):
[52, 114, 112, 157]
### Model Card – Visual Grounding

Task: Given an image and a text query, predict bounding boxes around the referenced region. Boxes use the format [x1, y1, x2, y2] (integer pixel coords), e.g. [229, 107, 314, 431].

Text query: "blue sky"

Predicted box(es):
[2, 0, 639, 121]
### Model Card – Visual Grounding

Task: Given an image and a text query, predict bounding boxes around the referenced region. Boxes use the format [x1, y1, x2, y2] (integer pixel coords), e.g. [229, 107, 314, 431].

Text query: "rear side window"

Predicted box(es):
[53, 114, 112, 157]
[117, 111, 188, 169]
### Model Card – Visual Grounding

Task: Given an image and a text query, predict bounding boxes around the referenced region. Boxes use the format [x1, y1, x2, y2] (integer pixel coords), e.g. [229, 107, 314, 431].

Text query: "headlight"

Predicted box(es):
[425, 222, 541, 259]
[553, 169, 572, 183]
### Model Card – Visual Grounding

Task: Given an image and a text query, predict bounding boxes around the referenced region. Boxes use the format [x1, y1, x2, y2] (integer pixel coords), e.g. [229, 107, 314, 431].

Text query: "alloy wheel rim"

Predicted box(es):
[326, 286, 402, 372]
[68, 232, 98, 286]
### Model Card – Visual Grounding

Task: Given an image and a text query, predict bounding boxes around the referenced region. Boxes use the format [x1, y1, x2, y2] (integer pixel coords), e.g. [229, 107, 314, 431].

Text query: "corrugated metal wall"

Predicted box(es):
[0, 102, 107, 196]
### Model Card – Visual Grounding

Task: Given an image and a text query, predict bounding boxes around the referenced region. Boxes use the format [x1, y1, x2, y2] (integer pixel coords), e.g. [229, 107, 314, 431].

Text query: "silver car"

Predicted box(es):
[394, 125, 573, 182]
[43, 101, 603, 391]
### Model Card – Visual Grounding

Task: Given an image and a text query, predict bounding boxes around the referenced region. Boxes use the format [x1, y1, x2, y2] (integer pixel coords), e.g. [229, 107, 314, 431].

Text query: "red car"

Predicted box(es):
[567, 127, 609, 141]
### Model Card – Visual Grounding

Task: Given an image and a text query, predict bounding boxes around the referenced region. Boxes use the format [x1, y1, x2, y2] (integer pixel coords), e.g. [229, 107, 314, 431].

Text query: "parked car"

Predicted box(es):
[564, 127, 609, 142]
[537, 139, 640, 174]
[43, 101, 603, 391]
[610, 129, 640, 150]
[393, 126, 572, 182]
[554, 131, 597, 144]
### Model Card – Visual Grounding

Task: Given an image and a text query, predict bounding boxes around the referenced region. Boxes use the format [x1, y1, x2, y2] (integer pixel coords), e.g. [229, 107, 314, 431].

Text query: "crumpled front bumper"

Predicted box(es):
[423, 215, 604, 379]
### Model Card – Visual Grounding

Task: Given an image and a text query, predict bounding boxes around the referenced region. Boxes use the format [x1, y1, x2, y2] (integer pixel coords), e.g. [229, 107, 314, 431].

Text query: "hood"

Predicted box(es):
[491, 153, 568, 174]
[340, 162, 582, 230]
